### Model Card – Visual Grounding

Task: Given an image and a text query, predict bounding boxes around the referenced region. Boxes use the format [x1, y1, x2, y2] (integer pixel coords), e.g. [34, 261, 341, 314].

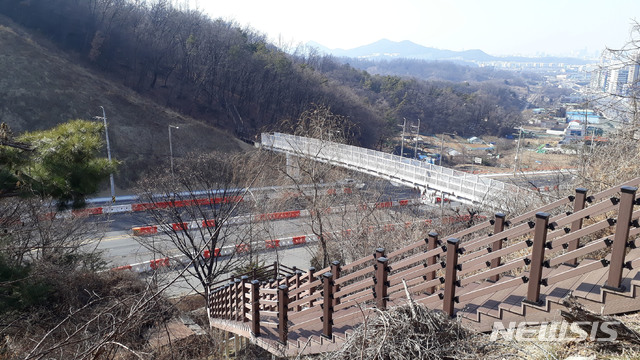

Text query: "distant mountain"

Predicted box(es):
[309, 39, 592, 65]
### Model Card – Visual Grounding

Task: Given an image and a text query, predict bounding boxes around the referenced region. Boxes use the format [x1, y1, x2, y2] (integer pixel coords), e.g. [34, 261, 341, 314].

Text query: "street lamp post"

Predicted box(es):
[95, 106, 115, 203]
[169, 125, 179, 177]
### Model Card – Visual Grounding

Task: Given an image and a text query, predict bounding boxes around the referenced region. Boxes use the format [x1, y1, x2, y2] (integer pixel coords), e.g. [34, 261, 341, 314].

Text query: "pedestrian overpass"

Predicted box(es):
[261, 132, 531, 210]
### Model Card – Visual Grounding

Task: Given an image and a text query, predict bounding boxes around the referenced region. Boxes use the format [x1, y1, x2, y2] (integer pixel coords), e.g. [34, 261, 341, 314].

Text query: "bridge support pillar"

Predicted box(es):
[525, 212, 550, 305]
[605, 186, 637, 291]
[565, 188, 588, 266]
[489, 213, 506, 282]
[442, 238, 460, 317]
[285, 153, 300, 179]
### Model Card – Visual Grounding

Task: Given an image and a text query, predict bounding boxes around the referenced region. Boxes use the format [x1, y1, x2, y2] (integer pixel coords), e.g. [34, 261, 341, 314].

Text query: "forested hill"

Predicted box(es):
[0, 0, 529, 185]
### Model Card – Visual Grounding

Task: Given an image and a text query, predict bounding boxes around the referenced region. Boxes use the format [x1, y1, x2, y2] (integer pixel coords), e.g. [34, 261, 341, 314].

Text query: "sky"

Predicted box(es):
[196, 0, 640, 58]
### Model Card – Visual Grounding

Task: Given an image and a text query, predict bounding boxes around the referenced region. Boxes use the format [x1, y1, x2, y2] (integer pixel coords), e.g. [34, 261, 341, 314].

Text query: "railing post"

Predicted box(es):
[525, 212, 550, 305]
[234, 278, 242, 321]
[331, 261, 341, 307]
[277, 284, 289, 344]
[294, 270, 303, 311]
[489, 213, 506, 282]
[565, 188, 588, 266]
[250, 280, 260, 337]
[307, 267, 316, 307]
[375, 256, 390, 310]
[605, 186, 637, 291]
[442, 238, 460, 317]
[425, 232, 438, 294]
[273, 261, 278, 280]
[226, 282, 234, 320]
[321, 272, 334, 339]
[268, 279, 276, 311]
[240, 275, 249, 322]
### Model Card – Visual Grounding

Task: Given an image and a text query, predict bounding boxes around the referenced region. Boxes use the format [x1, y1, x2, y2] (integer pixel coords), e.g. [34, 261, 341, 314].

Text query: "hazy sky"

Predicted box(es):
[198, 0, 639, 57]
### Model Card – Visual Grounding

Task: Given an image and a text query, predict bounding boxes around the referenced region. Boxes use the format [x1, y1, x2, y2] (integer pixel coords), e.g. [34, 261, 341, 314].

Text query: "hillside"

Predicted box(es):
[0, 15, 245, 190]
[0, 1, 531, 192]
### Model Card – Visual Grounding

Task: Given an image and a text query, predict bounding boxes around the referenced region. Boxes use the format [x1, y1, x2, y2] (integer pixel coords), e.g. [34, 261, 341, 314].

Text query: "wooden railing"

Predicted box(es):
[209, 178, 640, 347]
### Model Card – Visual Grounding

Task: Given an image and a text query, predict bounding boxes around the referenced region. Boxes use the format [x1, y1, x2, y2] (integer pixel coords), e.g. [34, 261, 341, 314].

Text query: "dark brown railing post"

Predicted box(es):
[331, 261, 341, 307]
[294, 270, 303, 311]
[565, 188, 588, 266]
[226, 282, 234, 320]
[250, 280, 260, 337]
[241, 275, 249, 322]
[375, 256, 390, 310]
[375, 247, 385, 259]
[277, 284, 289, 344]
[442, 238, 460, 317]
[525, 212, 550, 305]
[268, 278, 276, 311]
[221, 283, 228, 319]
[605, 186, 637, 291]
[489, 213, 506, 282]
[273, 261, 279, 279]
[307, 267, 316, 307]
[234, 278, 242, 321]
[321, 272, 334, 339]
[425, 232, 438, 294]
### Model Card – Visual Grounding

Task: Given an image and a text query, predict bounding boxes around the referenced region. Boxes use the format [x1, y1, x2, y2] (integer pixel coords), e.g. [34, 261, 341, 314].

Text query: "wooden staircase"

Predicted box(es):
[208, 178, 640, 357]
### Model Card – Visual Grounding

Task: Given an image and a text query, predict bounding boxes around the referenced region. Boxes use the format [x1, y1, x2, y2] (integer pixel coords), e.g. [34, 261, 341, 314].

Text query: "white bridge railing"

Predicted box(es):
[262, 132, 525, 208]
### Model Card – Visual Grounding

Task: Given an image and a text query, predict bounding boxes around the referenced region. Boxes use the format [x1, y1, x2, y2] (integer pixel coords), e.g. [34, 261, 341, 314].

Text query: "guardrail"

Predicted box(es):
[209, 176, 640, 356]
[261, 133, 525, 208]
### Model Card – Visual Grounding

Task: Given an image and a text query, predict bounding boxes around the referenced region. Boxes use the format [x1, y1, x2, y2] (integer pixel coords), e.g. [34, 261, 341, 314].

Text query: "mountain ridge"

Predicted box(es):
[308, 39, 593, 65]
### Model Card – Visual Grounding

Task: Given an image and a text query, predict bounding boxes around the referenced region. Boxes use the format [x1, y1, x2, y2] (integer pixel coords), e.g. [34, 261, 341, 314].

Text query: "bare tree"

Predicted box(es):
[135, 152, 263, 306]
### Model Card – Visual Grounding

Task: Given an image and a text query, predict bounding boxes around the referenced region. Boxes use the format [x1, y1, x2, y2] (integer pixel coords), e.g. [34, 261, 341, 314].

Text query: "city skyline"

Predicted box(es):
[197, 0, 639, 58]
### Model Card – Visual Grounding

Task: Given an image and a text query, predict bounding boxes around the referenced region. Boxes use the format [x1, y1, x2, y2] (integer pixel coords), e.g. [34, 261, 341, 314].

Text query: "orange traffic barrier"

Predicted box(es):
[72, 207, 103, 217]
[292, 236, 306, 245]
[375, 201, 392, 209]
[111, 265, 132, 271]
[133, 226, 158, 236]
[266, 239, 281, 248]
[150, 257, 170, 270]
[236, 244, 250, 253]
[202, 219, 216, 228]
[172, 222, 188, 231]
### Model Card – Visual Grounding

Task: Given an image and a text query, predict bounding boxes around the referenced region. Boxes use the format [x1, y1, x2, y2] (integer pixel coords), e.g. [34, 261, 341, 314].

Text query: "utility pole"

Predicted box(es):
[399, 118, 406, 158]
[439, 132, 455, 166]
[513, 127, 523, 175]
[412, 118, 421, 160]
[95, 106, 115, 203]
